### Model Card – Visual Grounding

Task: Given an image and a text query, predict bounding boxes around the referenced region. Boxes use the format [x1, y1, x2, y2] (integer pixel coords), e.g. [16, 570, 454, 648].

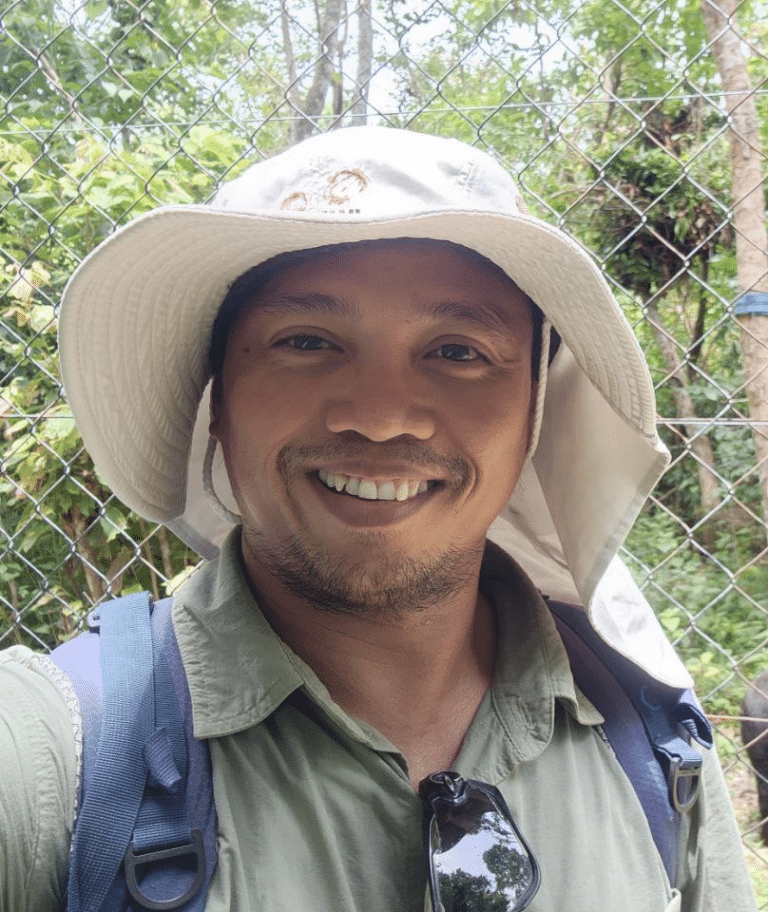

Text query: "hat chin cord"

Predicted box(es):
[203, 434, 241, 525]
[201, 320, 550, 526]
[526, 319, 550, 461]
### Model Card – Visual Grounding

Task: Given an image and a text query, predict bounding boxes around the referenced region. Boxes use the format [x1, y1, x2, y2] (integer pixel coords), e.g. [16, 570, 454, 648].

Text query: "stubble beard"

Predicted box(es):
[247, 527, 485, 618]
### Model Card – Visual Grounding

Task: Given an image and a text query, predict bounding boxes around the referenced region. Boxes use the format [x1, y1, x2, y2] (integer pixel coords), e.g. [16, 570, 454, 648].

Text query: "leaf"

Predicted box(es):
[29, 303, 56, 334]
[98, 503, 129, 542]
[6, 262, 52, 303]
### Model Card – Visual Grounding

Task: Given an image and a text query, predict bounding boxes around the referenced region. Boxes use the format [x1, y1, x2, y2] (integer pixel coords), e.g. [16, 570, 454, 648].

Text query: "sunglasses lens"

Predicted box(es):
[421, 774, 539, 912]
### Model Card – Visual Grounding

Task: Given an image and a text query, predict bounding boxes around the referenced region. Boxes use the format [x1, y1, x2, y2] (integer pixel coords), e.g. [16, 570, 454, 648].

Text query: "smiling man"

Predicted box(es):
[0, 128, 757, 912]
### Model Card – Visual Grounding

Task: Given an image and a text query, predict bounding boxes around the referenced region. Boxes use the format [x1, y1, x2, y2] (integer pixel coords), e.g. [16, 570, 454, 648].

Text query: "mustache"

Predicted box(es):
[277, 438, 471, 488]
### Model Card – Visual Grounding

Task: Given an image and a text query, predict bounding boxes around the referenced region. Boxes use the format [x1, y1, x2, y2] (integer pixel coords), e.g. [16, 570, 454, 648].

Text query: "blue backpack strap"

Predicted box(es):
[130, 597, 218, 911]
[547, 599, 712, 888]
[50, 592, 217, 912]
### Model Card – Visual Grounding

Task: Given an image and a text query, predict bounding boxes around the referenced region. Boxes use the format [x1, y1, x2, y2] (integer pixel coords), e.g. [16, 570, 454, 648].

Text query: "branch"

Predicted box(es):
[35, 49, 86, 126]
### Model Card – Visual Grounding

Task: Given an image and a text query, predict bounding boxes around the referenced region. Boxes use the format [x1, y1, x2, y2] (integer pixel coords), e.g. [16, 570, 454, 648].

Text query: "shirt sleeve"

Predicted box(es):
[679, 739, 758, 912]
[0, 646, 76, 912]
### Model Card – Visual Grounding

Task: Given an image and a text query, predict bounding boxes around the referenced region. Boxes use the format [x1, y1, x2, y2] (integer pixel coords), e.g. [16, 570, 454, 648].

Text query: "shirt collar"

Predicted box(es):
[173, 528, 366, 741]
[173, 529, 601, 745]
[458, 540, 603, 783]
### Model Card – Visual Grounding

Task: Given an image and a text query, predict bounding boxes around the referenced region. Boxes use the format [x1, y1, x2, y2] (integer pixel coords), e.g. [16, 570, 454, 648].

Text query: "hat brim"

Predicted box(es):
[60, 204, 656, 521]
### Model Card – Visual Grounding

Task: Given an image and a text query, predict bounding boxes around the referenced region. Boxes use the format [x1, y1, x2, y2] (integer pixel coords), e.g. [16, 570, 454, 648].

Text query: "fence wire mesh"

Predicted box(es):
[1, 0, 767, 901]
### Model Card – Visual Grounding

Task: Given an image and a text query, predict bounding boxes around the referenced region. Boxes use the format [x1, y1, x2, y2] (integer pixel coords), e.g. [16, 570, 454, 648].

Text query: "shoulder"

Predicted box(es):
[0, 646, 76, 912]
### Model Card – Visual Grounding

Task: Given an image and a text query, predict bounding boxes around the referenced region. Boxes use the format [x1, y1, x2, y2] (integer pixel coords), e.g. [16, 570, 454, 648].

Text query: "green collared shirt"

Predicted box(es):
[0, 531, 757, 911]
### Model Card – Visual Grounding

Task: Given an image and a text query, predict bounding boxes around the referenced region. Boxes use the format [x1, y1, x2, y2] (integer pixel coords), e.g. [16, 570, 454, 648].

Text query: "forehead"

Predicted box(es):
[261, 238, 516, 285]
[253, 239, 532, 324]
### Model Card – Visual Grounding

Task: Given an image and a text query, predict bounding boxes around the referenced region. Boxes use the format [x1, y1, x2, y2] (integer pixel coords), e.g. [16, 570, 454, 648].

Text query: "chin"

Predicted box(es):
[254, 531, 484, 617]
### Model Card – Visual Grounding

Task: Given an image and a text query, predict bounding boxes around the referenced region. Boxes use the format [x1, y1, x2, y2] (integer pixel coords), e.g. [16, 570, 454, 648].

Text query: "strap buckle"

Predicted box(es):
[125, 827, 206, 911]
[668, 756, 702, 813]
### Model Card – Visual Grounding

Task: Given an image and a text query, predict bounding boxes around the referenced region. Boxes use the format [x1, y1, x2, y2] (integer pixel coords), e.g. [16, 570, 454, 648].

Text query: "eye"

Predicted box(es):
[275, 334, 336, 351]
[430, 343, 486, 362]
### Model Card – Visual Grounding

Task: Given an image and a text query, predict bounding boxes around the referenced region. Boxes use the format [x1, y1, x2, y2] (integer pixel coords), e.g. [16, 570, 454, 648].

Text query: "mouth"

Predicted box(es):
[317, 469, 438, 501]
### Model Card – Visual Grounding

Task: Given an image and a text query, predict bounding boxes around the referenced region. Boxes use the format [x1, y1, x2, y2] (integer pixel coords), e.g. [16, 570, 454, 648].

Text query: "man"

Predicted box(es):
[0, 127, 756, 911]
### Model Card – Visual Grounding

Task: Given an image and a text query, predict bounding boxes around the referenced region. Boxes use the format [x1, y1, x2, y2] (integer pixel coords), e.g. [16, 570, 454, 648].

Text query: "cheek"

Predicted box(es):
[214, 373, 322, 479]
[455, 383, 533, 446]
[452, 384, 533, 494]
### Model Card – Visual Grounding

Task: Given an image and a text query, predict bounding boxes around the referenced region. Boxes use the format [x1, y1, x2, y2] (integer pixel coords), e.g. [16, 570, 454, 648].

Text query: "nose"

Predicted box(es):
[324, 363, 436, 442]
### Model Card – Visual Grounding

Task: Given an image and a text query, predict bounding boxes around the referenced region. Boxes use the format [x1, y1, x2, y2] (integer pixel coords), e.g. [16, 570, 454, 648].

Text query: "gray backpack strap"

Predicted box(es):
[548, 598, 711, 888]
[51, 593, 217, 911]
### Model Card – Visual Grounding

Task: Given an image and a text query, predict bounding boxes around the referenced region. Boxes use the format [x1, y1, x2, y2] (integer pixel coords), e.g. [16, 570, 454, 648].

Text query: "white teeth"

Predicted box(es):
[346, 477, 360, 496]
[318, 471, 432, 502]
[377, 482, 396, 501]
[358, 480, 378, 500]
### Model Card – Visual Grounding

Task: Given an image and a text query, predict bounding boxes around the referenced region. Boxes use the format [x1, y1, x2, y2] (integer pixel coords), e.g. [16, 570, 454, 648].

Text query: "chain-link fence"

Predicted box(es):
[1, 0, 767, 902]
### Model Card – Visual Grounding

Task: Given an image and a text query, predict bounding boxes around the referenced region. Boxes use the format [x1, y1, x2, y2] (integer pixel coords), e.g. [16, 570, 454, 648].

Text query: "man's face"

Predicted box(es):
[211, 239, 535, 614]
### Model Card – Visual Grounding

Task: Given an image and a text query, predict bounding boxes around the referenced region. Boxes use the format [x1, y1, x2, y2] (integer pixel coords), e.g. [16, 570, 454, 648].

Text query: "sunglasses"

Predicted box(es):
[419, 772, 540, 912]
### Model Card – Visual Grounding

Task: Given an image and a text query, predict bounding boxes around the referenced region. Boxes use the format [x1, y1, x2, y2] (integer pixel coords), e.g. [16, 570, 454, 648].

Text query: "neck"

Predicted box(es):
[241, 544, 497, 786]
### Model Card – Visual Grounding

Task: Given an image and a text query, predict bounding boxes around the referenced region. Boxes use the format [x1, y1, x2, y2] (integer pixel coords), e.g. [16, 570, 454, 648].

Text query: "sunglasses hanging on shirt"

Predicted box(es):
[419, 771, 541, 912]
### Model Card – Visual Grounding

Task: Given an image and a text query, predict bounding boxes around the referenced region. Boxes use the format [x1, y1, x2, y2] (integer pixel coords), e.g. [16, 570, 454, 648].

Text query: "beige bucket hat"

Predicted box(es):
[59, 126, 686, 685]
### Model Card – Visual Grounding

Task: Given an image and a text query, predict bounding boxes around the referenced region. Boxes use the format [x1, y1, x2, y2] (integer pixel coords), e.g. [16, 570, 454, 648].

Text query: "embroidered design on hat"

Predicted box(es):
[280, 168, 371, 213]
[280, 191, 310, 211]
[323, 168, 369, 204]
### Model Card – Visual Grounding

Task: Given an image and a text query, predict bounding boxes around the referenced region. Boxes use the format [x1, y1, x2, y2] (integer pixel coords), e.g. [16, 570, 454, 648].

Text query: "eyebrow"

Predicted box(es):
[246, 291, 358, 318]
[248, 292, 525, 339]
[421, 300, 523, 337]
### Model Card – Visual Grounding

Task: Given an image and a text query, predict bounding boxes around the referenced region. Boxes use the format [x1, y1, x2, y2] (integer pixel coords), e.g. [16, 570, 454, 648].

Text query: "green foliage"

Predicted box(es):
[624, 509, 768, 716]
[581, 136, 732, 296]
[0, 0, 309, 647]
[0, 240, 198, 646]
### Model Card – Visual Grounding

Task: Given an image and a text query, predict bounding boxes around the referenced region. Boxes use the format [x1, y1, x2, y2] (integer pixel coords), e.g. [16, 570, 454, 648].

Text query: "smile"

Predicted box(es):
[317, 470, 432, 501]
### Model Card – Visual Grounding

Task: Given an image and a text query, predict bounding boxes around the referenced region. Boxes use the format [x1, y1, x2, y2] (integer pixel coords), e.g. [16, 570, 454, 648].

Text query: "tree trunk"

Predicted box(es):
[63, 507, 106, 603]
[350, 0, 373, 124]
[700, 0, 768, 531]
[280, 0, 370, 141]
[280, 0, 302, 129]
[646, 302, 722, 525]
[293, 0, 345, 142]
